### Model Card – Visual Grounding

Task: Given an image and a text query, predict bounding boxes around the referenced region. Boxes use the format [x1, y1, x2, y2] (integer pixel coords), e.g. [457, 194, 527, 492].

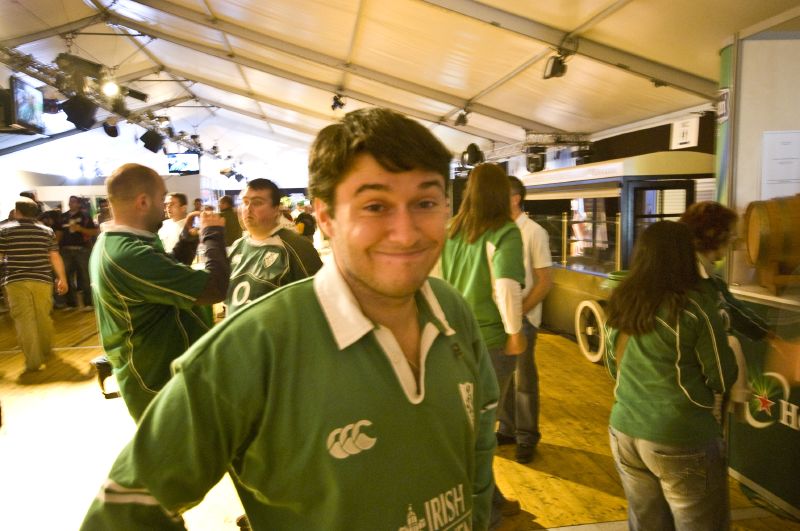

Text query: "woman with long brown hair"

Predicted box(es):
[440, 163, 526, 526]
[604, 221, 737, 530]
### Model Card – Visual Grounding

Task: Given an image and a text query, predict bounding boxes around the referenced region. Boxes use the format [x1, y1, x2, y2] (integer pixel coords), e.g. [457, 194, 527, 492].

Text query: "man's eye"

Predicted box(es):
[417, 200, 440, 209]
[363, 203, 385, 213]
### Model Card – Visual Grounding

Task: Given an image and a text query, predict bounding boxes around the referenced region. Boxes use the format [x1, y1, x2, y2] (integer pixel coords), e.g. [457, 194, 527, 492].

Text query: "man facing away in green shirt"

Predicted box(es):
[89, 163, 230, 420]
[82, 109, 499, 530]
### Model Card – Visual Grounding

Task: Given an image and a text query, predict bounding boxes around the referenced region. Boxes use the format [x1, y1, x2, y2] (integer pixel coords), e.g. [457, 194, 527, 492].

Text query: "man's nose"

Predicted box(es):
[389, 208, 420, 244]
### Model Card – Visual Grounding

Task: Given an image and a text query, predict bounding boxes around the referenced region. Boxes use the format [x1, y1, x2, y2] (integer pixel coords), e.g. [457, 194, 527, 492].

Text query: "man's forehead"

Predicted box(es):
[243, 188, 271, 200]
[350, 176, 445, 196]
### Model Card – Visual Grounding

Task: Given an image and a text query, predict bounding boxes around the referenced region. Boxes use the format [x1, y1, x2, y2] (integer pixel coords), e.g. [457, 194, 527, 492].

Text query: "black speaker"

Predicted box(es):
[140, 129, 164, 153]
[61, 95, 97, 130]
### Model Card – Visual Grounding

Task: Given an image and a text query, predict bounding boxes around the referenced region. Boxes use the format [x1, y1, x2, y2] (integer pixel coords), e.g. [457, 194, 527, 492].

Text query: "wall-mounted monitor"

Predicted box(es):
[167, 152, 200, 175]
[8, 76, 45, 134]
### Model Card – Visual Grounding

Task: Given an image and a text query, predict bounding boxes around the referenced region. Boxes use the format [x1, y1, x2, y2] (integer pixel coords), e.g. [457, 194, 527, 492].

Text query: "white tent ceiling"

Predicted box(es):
[1, 0, 799, 169]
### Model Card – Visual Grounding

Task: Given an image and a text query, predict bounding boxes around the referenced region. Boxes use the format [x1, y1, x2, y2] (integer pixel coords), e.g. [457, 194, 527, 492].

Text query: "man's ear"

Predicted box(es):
[314, 197, 333, 239]
[134, 192, 150, 213]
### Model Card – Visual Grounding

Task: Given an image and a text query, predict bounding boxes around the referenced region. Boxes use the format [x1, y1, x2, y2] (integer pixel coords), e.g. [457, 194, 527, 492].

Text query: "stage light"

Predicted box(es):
[101, 80, 120, 97]
[55, 53, 104, 79]
[102, 116, 119, 138]
[140, 129, 165, 153]
[331, 94, 345, 111]
[525, 146, 547, 172]
[61, 95, 98, 130]
[460, 143, 484, 166]
[455, 111, 469, 126]
[125, 88, 149, 102]
[543, 55, 567, 79]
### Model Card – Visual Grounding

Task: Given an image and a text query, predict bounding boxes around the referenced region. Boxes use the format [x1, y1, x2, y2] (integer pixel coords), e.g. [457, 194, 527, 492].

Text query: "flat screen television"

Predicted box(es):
[8, 76, 45, 134]
[167, 152, 201, 175]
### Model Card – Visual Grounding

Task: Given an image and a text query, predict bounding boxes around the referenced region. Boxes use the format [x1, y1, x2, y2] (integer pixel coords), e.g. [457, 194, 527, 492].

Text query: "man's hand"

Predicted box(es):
[55, 278, 68, 295]
[505, 332, 527, 356]
[198, 211, 225, 230]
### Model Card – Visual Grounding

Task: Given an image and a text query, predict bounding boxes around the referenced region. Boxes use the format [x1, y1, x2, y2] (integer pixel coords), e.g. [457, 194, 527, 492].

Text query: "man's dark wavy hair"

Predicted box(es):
[308, 108, 451, 212]
[679, 201, 738, 253]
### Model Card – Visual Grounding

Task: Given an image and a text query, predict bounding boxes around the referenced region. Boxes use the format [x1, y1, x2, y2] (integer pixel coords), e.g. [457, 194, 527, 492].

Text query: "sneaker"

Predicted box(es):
[22, 363, 46, 374]
[515, 444, 536, 464]
[490, 494, 521, 529]
[496, 432, 516, 446]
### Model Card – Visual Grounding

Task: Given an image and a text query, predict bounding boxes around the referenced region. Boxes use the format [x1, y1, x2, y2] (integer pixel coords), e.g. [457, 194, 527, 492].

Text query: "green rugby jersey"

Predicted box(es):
[604, 286, 737, 446]
[89, 226, 213, 420]
[226, 227, 322, 315]
[82, 263, 499, 531]
[441, 221, 525, 349]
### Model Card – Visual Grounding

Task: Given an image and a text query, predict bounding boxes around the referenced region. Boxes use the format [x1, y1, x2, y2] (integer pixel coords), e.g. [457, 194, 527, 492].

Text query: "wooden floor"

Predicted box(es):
[0, 309, 797, 530]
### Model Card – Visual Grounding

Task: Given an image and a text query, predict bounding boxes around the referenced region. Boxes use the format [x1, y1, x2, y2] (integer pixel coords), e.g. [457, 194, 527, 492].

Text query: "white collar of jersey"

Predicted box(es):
[100, 223, 155, 238]
[245, 224, 283, 245]
[513, 212, 527, 225]
[313, 262, 456, 351]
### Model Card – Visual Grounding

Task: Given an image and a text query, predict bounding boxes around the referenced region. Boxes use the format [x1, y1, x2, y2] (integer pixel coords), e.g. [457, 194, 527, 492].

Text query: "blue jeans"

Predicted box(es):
[493, 321, 541, 447]
[609, 427, 730, 531]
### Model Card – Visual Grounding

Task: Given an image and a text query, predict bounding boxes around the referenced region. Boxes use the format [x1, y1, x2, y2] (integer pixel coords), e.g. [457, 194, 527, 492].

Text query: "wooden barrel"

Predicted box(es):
[745, 194, 800, 270]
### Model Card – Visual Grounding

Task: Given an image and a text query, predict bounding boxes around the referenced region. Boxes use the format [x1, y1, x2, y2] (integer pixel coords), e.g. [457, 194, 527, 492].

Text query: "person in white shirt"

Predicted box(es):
[158, 193, 188, 253]
[497, 176, 553, 463]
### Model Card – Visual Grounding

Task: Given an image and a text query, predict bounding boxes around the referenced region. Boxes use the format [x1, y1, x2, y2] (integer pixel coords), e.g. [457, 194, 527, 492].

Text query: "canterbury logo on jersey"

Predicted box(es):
[327, 419, 377, 459]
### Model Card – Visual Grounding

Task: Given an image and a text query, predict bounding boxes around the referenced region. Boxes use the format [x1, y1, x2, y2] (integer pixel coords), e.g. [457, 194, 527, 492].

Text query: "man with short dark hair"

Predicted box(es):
[158, 192, 188, 254]
[0, 197, 68, 373]
[89, 163, 230, 420]
[217, 195, 242, 247]
[497, 176, 553, 463]
[82, 109, 499, 530]
[225, 178, 321, 315]
[57, 195, 98, 310]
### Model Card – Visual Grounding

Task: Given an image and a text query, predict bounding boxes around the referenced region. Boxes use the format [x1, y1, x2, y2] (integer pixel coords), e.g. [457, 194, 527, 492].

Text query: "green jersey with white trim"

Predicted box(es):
[89, 228, 212, 419]
[441, 221, 525, 349]
[604, 286, 738, 445]
[225, 228, 322, 315]
[82, 264, 499, 531]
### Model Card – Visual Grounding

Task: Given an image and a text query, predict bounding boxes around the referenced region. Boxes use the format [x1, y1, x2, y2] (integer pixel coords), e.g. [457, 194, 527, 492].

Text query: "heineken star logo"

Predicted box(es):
[755, 393, 775, 415]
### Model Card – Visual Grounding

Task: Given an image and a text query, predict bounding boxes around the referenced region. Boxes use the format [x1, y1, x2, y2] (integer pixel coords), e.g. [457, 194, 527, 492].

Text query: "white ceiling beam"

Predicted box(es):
[111, 24, 215, 117]
[104, 14, 521, 144]
[422, 0, 718, 100]
[0, 14, 106, 48]
[197, 97, 321, 137]
[188, 100, 314, 149]
[131, 95, 194, 116]
[116, 65, 163, 83]
[122, 0, 559, 132]
[164, 67, 332, 123]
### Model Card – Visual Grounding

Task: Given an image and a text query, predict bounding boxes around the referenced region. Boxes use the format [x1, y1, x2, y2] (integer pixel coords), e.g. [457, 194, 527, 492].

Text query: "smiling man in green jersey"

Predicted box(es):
[82, 109, 499, 531]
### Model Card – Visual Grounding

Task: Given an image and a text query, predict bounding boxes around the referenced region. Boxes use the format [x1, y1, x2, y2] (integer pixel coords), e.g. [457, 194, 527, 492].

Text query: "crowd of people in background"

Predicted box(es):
[0, 107, 784, 530]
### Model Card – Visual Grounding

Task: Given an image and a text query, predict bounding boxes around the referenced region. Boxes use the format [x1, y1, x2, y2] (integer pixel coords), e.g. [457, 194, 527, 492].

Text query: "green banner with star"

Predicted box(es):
[728, 301, 800, 517]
